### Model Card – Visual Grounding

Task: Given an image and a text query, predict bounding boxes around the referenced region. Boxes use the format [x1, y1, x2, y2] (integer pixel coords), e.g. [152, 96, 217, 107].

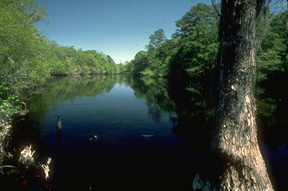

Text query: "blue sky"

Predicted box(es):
[37, 0, 212, 63]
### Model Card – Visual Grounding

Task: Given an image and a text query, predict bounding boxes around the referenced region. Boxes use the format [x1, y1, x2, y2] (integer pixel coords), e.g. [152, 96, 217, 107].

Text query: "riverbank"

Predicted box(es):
[0, 120, 13, 172]
[1, 75, 288, 190]
[0, 103, 52, 190]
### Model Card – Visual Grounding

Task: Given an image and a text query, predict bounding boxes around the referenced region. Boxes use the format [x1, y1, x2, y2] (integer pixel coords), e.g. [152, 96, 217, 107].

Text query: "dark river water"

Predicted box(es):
[7, 75, 288, 190]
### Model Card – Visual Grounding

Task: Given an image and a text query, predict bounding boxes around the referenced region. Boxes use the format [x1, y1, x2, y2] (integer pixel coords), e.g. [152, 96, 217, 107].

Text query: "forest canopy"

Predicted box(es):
[126, 2, 287, 97]
[0, 0, 123, 93]
[1, 0, 287, 121]
[0, 0, 125, 121]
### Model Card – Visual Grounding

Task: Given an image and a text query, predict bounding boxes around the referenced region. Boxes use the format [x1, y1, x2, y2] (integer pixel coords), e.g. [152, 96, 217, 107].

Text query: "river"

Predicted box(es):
[7, 75, 288, 190]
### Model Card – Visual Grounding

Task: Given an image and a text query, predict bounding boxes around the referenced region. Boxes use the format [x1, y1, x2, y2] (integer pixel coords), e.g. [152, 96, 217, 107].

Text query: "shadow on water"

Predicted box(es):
[132, 76, 288, 191]
[257, 100, 288, 190]
[57, 130, 62, 147]
[129, 77, 214, 151]
[2, 75, 287, 191]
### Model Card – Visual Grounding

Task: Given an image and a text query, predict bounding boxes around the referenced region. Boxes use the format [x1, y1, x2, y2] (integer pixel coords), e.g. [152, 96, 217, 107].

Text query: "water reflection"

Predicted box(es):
[130, 76, 288, 190]
[19, 75, 199, 190]
[256, 95, 288, 191]
[57, 130, 62, 147]
[10, 75, 288, 190]
[128, 77, 214, 150]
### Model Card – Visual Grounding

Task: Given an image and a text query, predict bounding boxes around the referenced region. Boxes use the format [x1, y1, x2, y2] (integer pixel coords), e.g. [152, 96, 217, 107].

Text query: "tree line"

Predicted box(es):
[127, 2, 287, 189]
[126, 3, 287, 100]
[1, 0, 287, 189]
[0, 0, 124, 91]
[0, 0, 124, 120]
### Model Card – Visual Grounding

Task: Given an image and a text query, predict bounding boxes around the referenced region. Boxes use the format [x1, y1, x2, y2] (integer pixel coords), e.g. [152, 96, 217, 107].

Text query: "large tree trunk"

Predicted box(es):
[193, 0, 274, 190]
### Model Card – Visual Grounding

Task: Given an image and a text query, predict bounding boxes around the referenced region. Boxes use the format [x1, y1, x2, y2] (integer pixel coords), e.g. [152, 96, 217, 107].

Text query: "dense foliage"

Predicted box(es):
[127, 2, 287, 104]
[127, 3, 220, 94]
[0, 0, 286, 138]
[126, 4, 288, 152]
[46, 44, 125, 76]
[0, 0, 123, 121]
[0, 0, 122, 89]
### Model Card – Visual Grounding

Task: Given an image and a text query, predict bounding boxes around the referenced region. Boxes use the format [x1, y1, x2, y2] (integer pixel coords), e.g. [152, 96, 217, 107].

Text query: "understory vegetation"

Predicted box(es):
[0, 1, 287, 188]
[0, 0, 125, 181]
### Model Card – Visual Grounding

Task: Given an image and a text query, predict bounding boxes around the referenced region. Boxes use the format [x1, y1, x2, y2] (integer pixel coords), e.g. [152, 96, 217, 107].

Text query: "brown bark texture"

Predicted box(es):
[193, 0, 274, 190]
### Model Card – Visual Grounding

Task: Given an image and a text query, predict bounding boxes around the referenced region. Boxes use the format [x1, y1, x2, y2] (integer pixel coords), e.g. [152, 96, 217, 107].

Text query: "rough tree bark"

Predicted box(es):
[193, 0, 274, 190]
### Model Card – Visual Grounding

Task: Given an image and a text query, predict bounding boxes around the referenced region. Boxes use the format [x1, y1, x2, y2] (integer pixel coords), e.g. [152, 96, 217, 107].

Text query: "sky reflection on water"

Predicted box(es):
[22, 76, 288, 191]
[29, 80, 202, 191]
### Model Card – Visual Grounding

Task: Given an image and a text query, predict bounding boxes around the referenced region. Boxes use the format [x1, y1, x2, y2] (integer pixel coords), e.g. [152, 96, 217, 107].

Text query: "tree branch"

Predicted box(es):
[211, 0, 221, 17]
